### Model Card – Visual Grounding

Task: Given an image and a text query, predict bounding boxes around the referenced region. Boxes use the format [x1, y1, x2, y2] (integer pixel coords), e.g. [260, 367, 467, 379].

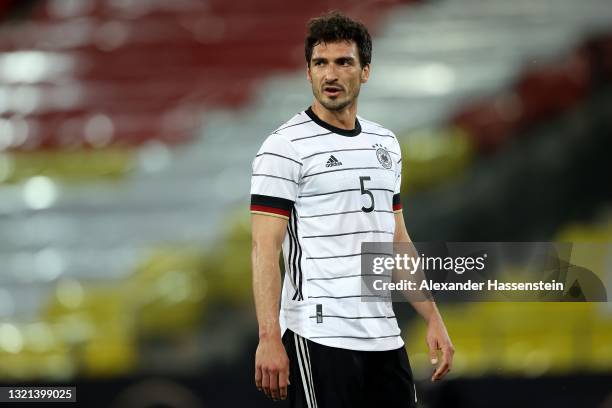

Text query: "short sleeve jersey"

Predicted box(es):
[250, 107, 404, 351]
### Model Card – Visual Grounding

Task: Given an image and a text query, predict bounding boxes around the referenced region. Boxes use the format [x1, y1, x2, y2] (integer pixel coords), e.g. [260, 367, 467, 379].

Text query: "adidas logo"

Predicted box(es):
[325, 155, 342, 167]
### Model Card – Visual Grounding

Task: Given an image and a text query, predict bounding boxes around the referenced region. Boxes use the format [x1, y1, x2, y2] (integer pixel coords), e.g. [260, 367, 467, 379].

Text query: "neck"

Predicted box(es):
[311, 99, 358, 131]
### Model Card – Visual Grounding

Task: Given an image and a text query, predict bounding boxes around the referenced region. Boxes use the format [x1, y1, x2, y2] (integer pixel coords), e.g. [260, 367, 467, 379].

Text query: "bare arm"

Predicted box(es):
[252, 213, 287, 341]
[394, 211, 455, 381]
[252, 213, 290, 400]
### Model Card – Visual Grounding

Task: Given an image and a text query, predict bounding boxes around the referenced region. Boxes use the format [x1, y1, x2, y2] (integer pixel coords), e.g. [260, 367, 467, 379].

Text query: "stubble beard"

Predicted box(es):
[313, 84, 360, 112]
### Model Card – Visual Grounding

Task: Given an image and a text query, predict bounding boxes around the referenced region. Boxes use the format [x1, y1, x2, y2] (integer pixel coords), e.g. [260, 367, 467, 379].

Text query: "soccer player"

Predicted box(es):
[250, 12, 454, 407]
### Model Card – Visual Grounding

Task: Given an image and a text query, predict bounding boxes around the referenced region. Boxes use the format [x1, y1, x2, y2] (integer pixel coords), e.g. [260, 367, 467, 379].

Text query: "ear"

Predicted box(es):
[361, 64, 370, 84]
[306, 64, 312, 84]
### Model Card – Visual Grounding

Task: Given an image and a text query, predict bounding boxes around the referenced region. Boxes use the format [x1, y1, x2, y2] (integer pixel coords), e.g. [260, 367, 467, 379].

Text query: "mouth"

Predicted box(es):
[323, 86, 343, 97]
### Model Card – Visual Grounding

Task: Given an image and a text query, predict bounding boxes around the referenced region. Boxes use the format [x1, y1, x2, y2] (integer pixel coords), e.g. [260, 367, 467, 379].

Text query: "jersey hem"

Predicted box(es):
[303, 332, 405, 352]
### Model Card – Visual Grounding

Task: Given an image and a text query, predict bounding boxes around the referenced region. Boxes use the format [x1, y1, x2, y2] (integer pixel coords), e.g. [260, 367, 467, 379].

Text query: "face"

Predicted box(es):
[307, 40, 370, 112]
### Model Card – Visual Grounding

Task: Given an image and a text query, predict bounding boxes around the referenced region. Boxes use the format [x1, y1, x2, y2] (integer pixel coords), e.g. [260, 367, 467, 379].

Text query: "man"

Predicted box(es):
[250, 12, 454, 407]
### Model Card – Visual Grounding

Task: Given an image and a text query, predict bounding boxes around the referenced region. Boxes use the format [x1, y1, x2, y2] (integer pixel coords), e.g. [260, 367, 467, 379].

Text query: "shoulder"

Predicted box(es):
[260, 110, 320, 153]
[272, 111, 315, 137]
[359, 116, 396, 138]
[256, 113, 310, 161]
[358, 115, 400, 148]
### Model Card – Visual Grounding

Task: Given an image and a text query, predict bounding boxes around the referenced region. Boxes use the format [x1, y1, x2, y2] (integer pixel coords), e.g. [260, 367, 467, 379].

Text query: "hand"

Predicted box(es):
[426, 316, 454, 381]
[255, 337, 290, 401]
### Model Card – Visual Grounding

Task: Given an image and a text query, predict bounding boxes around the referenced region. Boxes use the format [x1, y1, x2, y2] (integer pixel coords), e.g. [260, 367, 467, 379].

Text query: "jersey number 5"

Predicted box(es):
[359, 176, 375, 213]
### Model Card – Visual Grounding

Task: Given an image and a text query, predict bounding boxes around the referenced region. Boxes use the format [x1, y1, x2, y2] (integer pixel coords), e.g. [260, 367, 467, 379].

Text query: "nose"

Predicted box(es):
[323, 64, 339, 83]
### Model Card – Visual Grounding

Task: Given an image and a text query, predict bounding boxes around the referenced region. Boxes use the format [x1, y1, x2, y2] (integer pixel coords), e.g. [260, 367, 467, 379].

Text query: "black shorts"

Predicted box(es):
[282, 329, 418, 408]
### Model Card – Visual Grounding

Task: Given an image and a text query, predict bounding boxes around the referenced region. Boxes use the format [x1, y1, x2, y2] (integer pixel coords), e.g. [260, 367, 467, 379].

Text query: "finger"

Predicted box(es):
[255, 365, 263, 391]
[432, 346, 452, 381]
[432, 362, 449, 381]
[280, 385, 288, 401]
[269, 370, 280, 400]
[442, 345, 454, 372]
[427, 339, 439, 365]
[279, 366, 289, 400]
[262, 369, 271, 398]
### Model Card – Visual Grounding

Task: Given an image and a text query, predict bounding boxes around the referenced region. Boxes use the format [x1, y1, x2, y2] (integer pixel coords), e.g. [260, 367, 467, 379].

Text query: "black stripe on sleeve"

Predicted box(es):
[251, 194, 295, 211]
[251, 174, 298, 184]
[393, 193, 402, 211]
[393, 194, 401, 207]
[255, 152, 303, 165]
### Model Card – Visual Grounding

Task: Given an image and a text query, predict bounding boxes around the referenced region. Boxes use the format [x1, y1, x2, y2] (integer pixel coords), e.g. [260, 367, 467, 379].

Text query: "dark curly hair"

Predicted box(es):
[305, 11, 372, 68]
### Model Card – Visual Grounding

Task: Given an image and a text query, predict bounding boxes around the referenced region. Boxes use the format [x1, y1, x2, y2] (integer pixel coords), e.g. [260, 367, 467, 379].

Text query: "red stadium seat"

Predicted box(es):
[1, 0, 416, 150]
[515, 50, 591, 125]
[450, 92, 522, 153]
[450, 50, 592, 153]
[0, 0, 16, 20]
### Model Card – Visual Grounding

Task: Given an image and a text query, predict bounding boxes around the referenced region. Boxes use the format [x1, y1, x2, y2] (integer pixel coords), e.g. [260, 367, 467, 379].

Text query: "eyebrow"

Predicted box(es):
[312, 56, 356, 64]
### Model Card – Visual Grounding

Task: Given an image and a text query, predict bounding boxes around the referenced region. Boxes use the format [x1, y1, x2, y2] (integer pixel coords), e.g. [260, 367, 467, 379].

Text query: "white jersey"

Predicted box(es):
[250, 107, 404, 351]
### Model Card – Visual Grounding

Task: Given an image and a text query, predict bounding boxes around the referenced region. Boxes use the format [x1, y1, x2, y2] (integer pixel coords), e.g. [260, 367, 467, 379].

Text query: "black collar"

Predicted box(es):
[305, 106, 361, 137]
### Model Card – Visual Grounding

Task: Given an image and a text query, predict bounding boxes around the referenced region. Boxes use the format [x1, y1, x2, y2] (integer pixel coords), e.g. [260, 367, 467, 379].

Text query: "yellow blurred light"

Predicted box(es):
[56, 279, 84, 309]
[522, 350, 552, 377]
[23, 176, 58, 209]
[0, 154, 15, 182]
[0, 323, 24, 354]
[156, 271, 191, 303]
[400, 126, 475, 192]
[24, 322, 56, 353]
[1, 149, 134, 185]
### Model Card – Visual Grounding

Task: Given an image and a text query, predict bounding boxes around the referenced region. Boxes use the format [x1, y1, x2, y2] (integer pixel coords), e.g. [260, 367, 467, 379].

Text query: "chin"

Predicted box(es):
[321, 98, 351, 112]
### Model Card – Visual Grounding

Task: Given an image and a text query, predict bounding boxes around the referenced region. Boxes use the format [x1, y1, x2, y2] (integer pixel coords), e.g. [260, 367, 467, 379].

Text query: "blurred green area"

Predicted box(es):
[405, 217, 612, 379]
[0, 213, 254, 380]
[400, 127, 475, 193]
[405, 302, 612, 380]
[0, 149, 135, 184]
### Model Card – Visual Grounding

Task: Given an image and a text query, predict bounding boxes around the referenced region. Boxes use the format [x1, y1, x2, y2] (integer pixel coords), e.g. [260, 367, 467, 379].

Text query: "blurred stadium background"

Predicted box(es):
[0, 0, 611, 407]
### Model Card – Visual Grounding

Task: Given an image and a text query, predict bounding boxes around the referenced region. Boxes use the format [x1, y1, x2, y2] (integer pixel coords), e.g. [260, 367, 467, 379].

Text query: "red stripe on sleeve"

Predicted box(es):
[250, 205, 291, 218]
